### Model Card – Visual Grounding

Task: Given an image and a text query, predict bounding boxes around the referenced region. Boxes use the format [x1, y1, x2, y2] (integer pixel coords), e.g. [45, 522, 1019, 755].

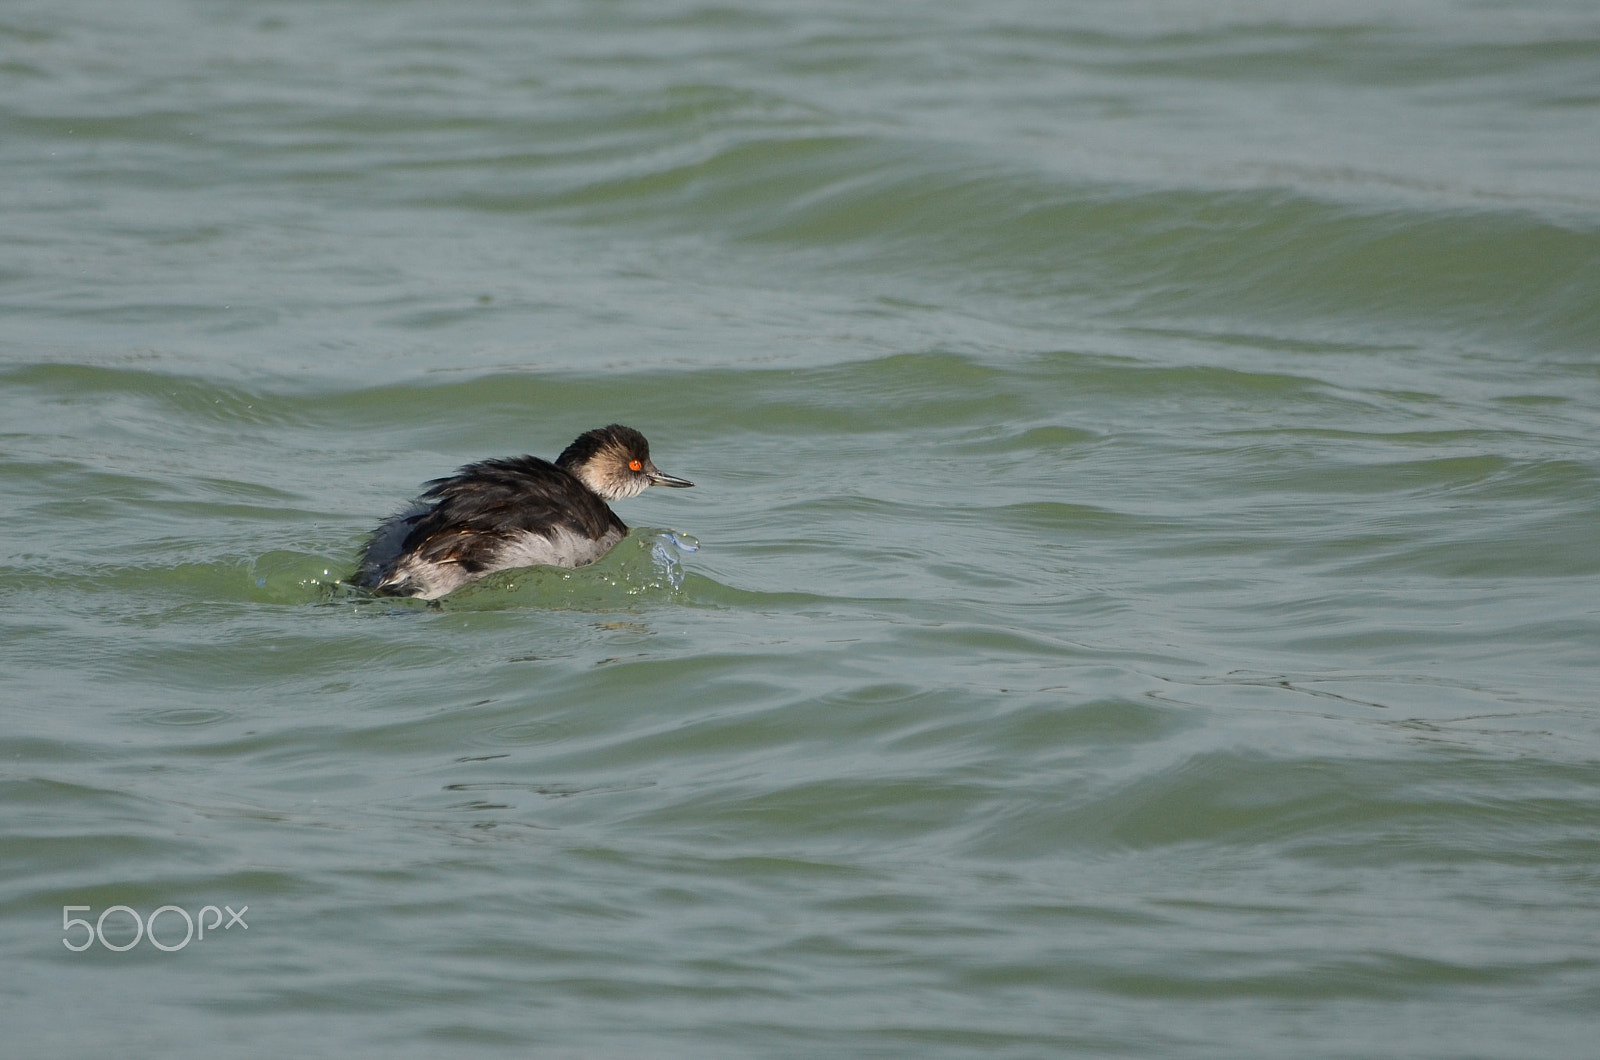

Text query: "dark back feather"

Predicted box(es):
[399, 456, 625, 573]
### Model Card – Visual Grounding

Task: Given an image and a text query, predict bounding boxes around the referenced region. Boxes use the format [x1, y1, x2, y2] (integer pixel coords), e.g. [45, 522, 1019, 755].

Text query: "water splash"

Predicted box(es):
[649, 530, 700, 590]
[246, 550, 344, 603]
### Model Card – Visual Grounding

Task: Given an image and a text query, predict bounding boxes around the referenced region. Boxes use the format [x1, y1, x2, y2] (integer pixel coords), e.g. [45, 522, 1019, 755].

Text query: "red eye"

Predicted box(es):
[628, 459, 642, 471]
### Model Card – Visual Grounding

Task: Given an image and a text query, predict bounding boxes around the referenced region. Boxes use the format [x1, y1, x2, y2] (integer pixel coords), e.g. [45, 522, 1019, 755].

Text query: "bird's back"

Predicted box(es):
[354, 456, 627, 598]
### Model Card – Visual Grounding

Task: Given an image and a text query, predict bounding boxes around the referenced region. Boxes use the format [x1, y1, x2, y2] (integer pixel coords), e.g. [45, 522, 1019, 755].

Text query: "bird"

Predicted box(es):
[352, 424, 692, 599]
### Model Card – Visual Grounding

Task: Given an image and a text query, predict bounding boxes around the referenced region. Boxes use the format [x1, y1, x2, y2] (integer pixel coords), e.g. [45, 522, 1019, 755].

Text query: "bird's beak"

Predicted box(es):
[647, 467, 694, 488]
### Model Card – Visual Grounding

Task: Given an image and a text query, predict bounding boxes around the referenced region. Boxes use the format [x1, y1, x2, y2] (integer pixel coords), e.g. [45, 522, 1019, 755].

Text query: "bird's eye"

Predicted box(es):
[628, 459, 643, 471]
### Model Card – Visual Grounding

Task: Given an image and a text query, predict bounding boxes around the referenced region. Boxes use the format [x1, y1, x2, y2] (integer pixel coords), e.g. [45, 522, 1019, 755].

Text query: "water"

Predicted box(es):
[4, 1, 1599, 1056]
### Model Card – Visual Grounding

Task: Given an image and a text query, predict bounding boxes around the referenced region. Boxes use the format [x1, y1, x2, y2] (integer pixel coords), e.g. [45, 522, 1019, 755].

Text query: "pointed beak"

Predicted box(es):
[647, 466, 694, 488]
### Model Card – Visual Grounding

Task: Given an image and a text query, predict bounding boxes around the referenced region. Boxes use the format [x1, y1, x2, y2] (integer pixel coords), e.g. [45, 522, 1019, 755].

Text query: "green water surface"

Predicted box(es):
[3, 1, 1599, 1057]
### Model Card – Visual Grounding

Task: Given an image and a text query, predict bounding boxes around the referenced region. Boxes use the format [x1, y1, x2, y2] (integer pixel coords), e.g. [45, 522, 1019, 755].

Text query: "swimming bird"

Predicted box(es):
[353, 424, 693, 599]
